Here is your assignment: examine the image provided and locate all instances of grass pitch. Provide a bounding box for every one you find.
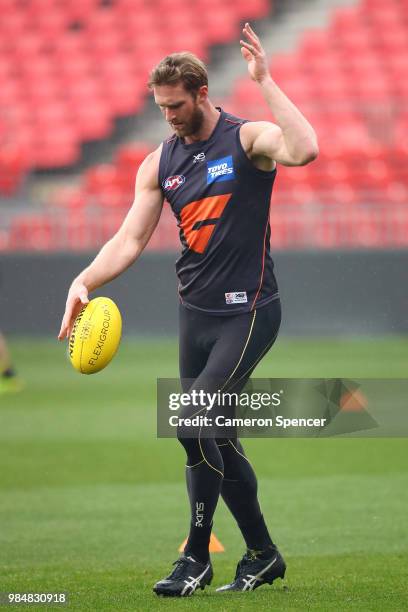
[0,337,407,610]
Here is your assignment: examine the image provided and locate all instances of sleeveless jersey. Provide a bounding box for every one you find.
[159,108,279,315]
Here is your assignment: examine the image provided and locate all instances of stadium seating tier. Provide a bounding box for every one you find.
[1,0,407,250]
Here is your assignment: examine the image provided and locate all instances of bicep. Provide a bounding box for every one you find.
[251,123,299,167]
[118,149,164,248]
[121,187,164,248]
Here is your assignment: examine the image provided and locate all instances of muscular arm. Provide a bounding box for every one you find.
[240,23,318,167]
[241,87,318,167]
[58,146,164,339]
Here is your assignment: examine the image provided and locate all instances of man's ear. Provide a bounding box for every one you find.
[197,85,208,103]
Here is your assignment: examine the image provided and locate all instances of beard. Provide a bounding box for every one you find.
[172,104,204,138]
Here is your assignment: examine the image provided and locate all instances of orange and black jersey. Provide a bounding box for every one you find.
[159,108,279,315]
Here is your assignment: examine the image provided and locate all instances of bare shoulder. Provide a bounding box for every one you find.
[136,144,163,190]
[239,121,279,171]
[240,121,281,153]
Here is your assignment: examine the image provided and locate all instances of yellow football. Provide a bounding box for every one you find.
[68,297,122,374]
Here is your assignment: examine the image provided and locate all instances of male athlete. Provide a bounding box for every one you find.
[0,331,23,394]
[59,24,318,596]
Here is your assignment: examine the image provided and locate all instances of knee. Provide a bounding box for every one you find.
[177,420,196,443]
[177,423,199,455]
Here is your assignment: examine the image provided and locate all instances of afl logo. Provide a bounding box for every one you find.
[163,175,186,191]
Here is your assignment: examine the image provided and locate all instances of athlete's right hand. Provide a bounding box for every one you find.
[58,282,89,340]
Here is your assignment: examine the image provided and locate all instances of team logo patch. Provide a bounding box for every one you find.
[180,194,232,254]
[225,291,248,305]
[163,175,186,190]
[193,152,206,164]
[207,155,235,184]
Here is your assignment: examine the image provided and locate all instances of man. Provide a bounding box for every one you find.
[0,331,23,395]
[58,23,318,596]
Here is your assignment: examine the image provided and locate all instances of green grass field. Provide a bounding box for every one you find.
[1,337,407,611]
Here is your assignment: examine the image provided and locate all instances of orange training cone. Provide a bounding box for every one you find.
[178,533,225,553]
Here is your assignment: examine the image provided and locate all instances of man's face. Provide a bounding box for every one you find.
[154,83,206,138]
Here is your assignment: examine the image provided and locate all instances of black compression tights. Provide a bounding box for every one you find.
[177,300,281,563]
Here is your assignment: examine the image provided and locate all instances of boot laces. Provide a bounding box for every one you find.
[167,557,190,580]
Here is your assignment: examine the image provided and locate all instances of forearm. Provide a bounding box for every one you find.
[259,76,318,161]
[73,232,143,292]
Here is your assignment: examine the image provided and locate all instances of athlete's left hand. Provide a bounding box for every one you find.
[240,23,270,84]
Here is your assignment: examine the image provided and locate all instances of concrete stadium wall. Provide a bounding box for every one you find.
[1,250,407,337]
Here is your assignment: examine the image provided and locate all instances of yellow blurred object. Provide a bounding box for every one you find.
[0,376,24,395]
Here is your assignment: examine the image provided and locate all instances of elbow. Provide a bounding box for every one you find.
[298,142,319,166]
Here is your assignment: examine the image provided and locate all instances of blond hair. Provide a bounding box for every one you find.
[148,52,208,94]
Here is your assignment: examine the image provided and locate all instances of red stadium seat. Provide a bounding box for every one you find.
[50,186,87,211]
[328,185,360,207]
[270,52,304,80]
[336,28,374,56]
[33,126,80,168]
[199,4,238,44]
[63,0,100,21]
[299,30,333,57]
[20,56,56,80]
[84,164,118,197]
[0,144,28,196]
[373,28,408,54]
[115,0,152,10]
[0,78,24,105]
[281,77,314,104]
[8,215,58,251]
[30,9,68,41]
[120,10,158,35]
[365,3,405,25]
[24,78,65,106]
[58,55,95,82]
[386,51,408,78]
[115,144,153,174]
[0,12,30,38]
[331,6,365,33]
[346,53,383,78]
[306,52,346,79]
[65,216,100,251]
[86,32,123,60]
[235,0,270,19]
[314,75,350,102]
[53,33,87,59]
[69,100,113,141]
[349,75,391,101]
[67,78,104,106]
[167,30,207,58]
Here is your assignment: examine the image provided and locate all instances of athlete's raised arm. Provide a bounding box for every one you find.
[58,146,164,340]
[239,23,318,167]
